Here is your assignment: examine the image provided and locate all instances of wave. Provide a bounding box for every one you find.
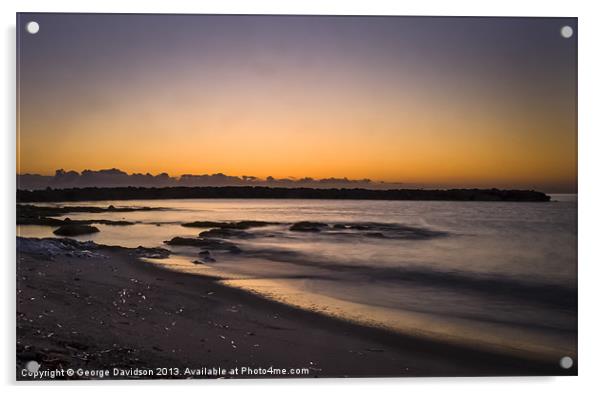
[174,220,575,309]
[241,246,577,310]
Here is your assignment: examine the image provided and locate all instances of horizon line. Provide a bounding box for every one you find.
[15,167,577,194]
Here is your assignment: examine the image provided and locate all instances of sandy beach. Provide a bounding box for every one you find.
[16,238,572,380]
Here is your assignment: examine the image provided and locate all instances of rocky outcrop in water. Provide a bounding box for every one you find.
[182,220,276,229]
[17,204,158,227]
[17,187,551,202]
[198,228,255,239]
[289,222,329,232]
[164,237,241,253]
[53,224,100,236]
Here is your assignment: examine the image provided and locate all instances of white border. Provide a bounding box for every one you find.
[3,1,601,393]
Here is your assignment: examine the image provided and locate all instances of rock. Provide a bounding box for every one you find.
[134,246,170,259]
[198,228,254,239]
[17,188,552,202]
[365,232,385,238]
[17,204,138,227]
[230,220,276,229]
[182,221,224,228]
[330,222,447,240]
[183,220,276,229]
[53,225,100,236]
[16,215,64,226]
[92,219,134,226]
[289,221,329,232]
[164,237,207,247]
[17,237,103,259]
[164,237,241,253]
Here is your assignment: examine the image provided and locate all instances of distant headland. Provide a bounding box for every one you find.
[16,186,551,202]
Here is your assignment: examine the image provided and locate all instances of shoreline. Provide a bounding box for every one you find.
[16,238,575,379]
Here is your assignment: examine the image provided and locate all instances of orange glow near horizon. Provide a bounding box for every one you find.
[17,75,577,190]
[17,14,577,192]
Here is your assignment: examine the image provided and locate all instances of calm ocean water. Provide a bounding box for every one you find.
[18,196,577,361]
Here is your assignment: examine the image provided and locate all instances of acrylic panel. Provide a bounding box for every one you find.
[16,13,577,380]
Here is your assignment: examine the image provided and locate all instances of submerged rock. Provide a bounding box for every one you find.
[17,204,137,227]
[192,255,216,264]
[53,224,100,236]
[165,237,241,253]
[89,219,134,226]
[228,220,276,229]
[182,220,276,230]
[198,228,254,239]
[349,224,370,231]
[17,216,64,226]
[365,232,386,238]
[181,221,222,228]
[289,221,329,232]
[330,222,447,240]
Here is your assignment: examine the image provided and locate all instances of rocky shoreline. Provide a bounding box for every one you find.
[17,204,167,236]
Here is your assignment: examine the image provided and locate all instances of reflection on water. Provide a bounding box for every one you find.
[18,198,577,361]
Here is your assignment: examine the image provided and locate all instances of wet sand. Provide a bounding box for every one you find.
[16,241,573,380]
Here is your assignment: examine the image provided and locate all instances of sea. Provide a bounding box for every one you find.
[17,195,577,362]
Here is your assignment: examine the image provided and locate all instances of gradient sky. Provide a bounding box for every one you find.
[17,14,577,192]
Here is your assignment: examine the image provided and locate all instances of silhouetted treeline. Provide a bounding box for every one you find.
[16,186,551,202]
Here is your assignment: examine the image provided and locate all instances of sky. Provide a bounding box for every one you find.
[17,14,577,192]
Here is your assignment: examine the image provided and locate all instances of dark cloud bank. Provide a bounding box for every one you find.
[18,168,405,190]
